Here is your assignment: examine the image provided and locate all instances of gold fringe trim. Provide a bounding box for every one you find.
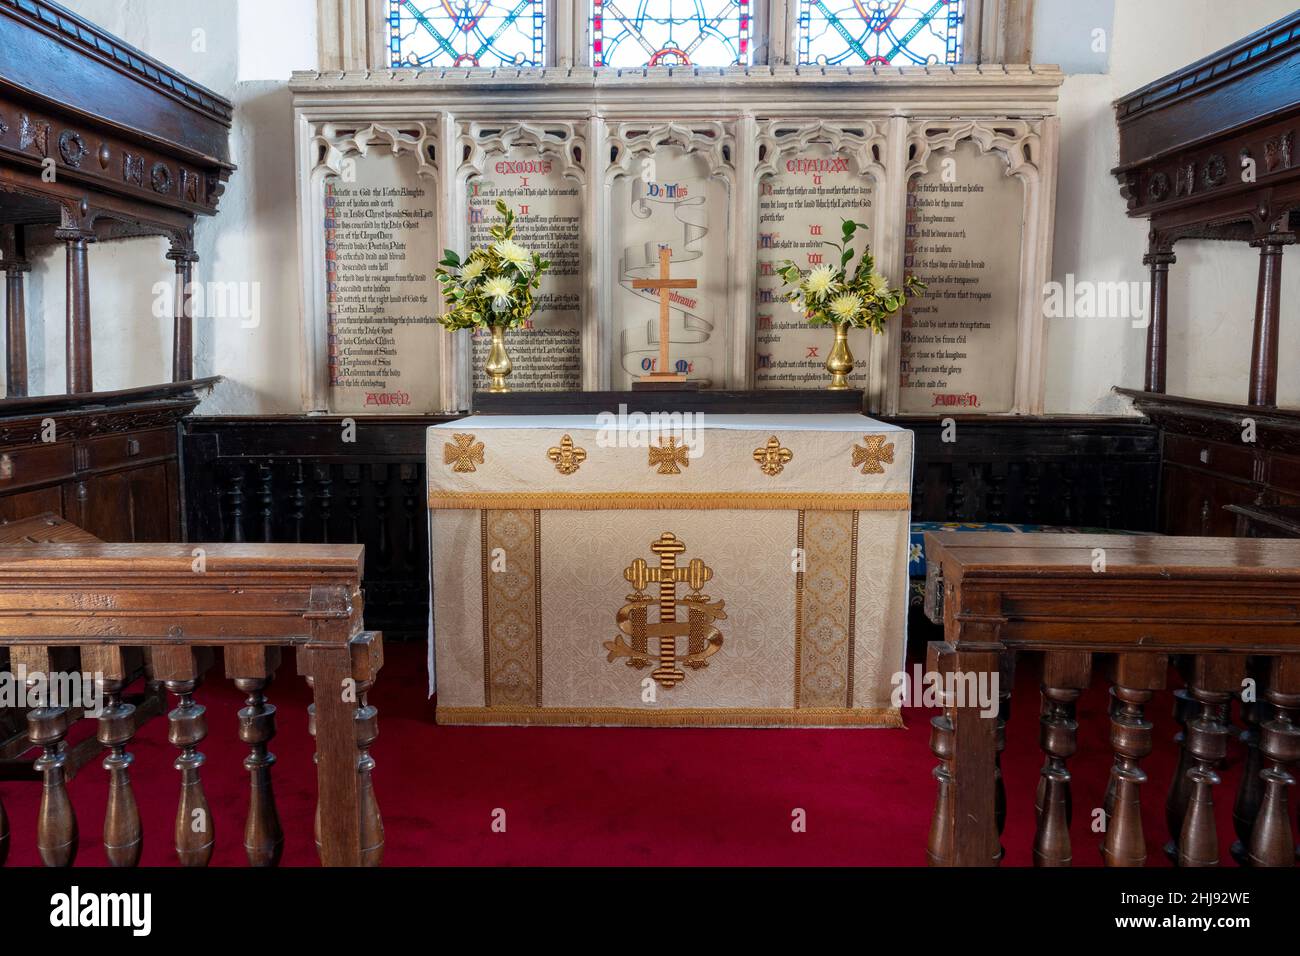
[436,705,905,728]
[429,491,911,512]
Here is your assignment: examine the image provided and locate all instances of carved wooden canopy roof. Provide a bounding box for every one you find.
[0,0,235,248]
[1112,10,1300,244]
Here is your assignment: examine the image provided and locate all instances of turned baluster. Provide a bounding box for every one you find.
[355,669,384,866]
[1164,684,1196,862]
[151,646,214,866]
[1179,655,1245,867]
[1232,657,1267,864]
[1035,651,1091,867]
[82,646,141,866]
[925,641,956,866]
[1102,654,1167,867]
[226,645,284,867]
[300,632,385,866]
[11,647,76,866]
[1249,655,1300,867]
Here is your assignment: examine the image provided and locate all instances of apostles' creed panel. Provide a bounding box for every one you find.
[467,148,584,391]
[325,151,440,413]
[755,142,875,389]
[610,149,731,388]
[900,141,1023,414]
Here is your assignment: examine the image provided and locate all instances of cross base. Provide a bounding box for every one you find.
[632,376,699,391]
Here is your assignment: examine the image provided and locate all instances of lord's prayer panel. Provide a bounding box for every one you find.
[427,414,912,727]
[900,141,1024,414]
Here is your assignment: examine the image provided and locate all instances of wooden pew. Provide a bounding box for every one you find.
[923,531,1300,868]
[0,540,382,867]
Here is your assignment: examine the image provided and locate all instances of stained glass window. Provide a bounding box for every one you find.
[389,0,545,68]
[592,0,752,68]
[798,0,964,66]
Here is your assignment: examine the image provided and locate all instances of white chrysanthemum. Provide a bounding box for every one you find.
[460,259,485,282]
[482,276,514,312]
[494,239,532,273]
[828,292,862,323]
[867,272,889,296]
[803,264,837,299]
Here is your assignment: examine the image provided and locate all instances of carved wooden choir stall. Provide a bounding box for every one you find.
[0,0,382,867]
[1115,10,1300,538]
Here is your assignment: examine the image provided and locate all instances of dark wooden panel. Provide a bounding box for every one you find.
[473,388,866,415]
[899,417,1161,530]
[81,425,173,471]
[0,440,75,492]
[66,463,171,542]
[183,416,452,641]
[1161,464,1258,537]
[0,484,61,521]
[183,415,1163,643]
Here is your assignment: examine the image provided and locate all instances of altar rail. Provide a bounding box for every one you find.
[0,544,382,867]
[924,532,1300,867]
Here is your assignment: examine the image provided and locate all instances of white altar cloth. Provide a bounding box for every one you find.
[427,412,913,727]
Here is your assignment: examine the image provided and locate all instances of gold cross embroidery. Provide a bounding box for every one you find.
[753,436,793,477]
[546,434,587,475]
[648,436,691,475]
[443,433,485,473]
[851,435,894,475]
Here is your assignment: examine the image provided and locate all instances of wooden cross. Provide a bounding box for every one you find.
[632,246,697,383]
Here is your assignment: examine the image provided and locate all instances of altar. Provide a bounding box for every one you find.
[427,412,912,727]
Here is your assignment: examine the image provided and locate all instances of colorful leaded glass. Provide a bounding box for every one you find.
[389,0,545,68]
[592,0,752,68]
[798,0,963,66]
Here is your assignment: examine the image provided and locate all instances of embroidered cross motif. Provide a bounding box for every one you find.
[443,433,485,473]
[851,435,894,474]
[648,436,690,475]
[753,436,793,477]
[546,434,587,475]
[607,531,726,689]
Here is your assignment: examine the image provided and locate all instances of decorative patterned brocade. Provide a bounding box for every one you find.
[480,509,541,707]
[797,510,859,708]
[429,491,909,511]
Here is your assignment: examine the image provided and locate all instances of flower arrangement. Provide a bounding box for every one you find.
[434,199,551,331]
[775,218,923,333]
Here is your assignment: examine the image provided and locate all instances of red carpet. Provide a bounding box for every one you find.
[1,643,1253,866]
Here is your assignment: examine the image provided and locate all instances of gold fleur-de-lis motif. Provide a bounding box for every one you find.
[443,433,485,473]
[648,436,691,475]
[546,434,587,475]
[851,434,894,475]
[753,436,793,477]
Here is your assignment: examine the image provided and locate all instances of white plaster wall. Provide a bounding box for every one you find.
[20,0,1300,413]
[1044,0,1300,412]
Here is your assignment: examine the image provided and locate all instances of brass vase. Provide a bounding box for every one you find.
[825,321,854,390]
[484,324,513,393]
